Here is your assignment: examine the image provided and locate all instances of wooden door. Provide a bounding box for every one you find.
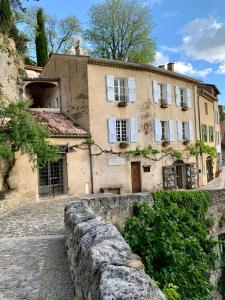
[131,162,141,193]
[206,157,214,182]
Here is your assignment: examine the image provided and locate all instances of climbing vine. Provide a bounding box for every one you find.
[123,191,215,300]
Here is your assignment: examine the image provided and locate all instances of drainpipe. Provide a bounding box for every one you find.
[197,89,203,186]
[88,143,94,194]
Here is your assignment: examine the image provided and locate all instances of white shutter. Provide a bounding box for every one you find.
[130,118,137,142]
[187,89,192,108]
[168,120,174,141]
[153,81,160,103]
[188,121,193,141]
[175,86,181,107]
[167,84,172,105]
[108,118,117,143]
[176,121,182,141]
[154,119,161,142]
[128,77,136,102]
[106,75,115,101]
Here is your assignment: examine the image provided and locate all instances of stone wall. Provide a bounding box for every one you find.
[64,200,166,300]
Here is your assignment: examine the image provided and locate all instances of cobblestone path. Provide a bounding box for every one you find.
[0,198,74,300]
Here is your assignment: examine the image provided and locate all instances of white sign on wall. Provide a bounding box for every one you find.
[108,156,126,166]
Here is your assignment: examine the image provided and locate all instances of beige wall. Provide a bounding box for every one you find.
[87,64,198,193]
[9,137,90,202]
[41,55,90,128]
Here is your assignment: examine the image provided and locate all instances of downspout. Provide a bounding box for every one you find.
[88,143,94,194]
[197,88,203,187]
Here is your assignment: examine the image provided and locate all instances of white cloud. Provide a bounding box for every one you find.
[180,17,225,63]
[162,11,178,19]
[218,64,225,74]
[154,52,212,78]
[142,0,162,7]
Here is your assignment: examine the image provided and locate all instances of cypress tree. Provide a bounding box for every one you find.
[35,8,48,67]
[0,0,12,35]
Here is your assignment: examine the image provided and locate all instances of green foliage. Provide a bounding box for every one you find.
[220,110,225,122]
[0,99,59,168]
[85,0,155,63]
[162,147,182,159]
[163,284,181,300]
[9,23,29,55]
[127,145,160,159]
[0,0,12,35]
[124,191,214,300]
[187,140,216,161]
[35,8,48,67]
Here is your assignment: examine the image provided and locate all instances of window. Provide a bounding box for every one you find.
[163,166,176,189]
[205,103,208,115]
[180,88,187,107]
[208,126,214,142]
[182,122,189,140]
[116,120,129,142]
[114,78,127,102]
[201,124,208,142]
[159,83,167,104]
[161,121,168,140]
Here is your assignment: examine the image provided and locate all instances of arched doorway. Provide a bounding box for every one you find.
[174,160,185,189]
[206,156,214,182]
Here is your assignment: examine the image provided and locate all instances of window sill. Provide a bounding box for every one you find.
[161,103,168,108]
[183,140,190,145]
[119,141,129,149]
[182,106,188,111]
[118,102,128,107]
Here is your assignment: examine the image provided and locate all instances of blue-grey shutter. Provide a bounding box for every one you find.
[130,118,137,142]
[188,121,193,141]
[168,120,174,141]
[108,118,117,143]
[177,121,182,141]
[128,77,136,102]
[167,84,172,105]
[106,75,115,101]
[153,81,160,103]
[175,86,181,106]
[154,119,161,142]
[187,89,192,108]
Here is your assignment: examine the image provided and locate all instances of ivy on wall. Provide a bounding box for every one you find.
[123,191,215,300]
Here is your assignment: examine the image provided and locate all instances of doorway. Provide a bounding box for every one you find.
[39,154,67,197]
[131,162,141,193]
[206,157,214,182]
[174,160,185,189]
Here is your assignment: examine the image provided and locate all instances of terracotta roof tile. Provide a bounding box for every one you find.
[30,110,90,137]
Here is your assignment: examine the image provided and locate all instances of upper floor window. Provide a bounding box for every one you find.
[108,118,137,143]
[161,121,169,140]
[208,126,214,142]
[152,81,172,105]
[201,124,208,142]
[116,120,128,141]
[181,122,189,140]
[177,121,193,141]
[205,103,208,115]
[106,76,136,103]
[175,86,192,110]
[114,78,127,102]
[154,120,174,142]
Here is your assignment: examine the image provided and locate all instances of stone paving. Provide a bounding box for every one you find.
[0,197,74,300]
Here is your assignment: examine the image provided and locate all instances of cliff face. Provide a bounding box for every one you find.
[0,34,24,102]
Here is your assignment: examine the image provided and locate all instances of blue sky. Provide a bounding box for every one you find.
[23,0,225,104]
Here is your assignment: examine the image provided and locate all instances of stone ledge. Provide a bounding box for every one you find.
[64,200,166,300]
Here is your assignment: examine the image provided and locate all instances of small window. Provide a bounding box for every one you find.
[161,121,168,140]
[180,88,187,108]
[114,78,128,102]
[205,103,208,115]
[116,120,129,142]
[143,166,151,172]
[181,122,189,140]
[159,83,167,104]
[208,126,214,142]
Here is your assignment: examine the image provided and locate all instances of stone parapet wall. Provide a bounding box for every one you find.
[64,201,166,300]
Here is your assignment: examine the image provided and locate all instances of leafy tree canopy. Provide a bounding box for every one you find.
[85,0,155,63]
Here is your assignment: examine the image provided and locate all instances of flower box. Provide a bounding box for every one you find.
[118,102,128,107]
[119,142,129,148]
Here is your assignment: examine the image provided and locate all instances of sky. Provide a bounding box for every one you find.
[23,0,225,104]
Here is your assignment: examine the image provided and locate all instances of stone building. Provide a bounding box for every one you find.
[6,53,221,201]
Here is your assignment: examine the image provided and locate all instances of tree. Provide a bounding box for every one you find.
[85,0,155,64]
[11,0,39,12]
[0,98,59,190]
[35,8,48,67]
[0,0,12,35]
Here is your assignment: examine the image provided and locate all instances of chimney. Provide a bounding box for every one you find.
[158,65,165,69]
[167,62,175,72]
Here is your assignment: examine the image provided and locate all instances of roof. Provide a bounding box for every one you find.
[30,110,90,138]
[25,65,43,73]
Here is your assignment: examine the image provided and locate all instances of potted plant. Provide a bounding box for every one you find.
[182,104,188,111]
[162,140,170,147]
[183,140,190,145]
[160,100,168,108]
[119,141,129,148]
[118,101,128,107]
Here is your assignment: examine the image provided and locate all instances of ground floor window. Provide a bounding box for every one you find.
[163,161,197,190]
[38,152,67,197]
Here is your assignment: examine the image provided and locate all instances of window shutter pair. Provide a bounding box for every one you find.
[152,81,172,104]
[177,121,193,141]
[175,86,192,108]
[108,118,137,143]
[154,120,174,142]
[106,76,136,102]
